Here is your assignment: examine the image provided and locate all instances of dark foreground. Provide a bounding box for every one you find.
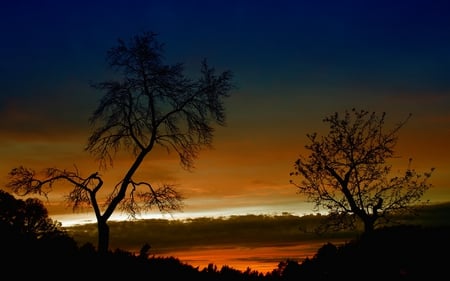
[2,224,449,280]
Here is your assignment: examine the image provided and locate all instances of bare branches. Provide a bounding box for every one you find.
[290,108,434,233]
[141,183,185,212]
[7,166,102,212]
[83,32,232,227]
[87,32,233,172]
[7,166,46,197]
[7,31,233,253]
[115,181,184,220]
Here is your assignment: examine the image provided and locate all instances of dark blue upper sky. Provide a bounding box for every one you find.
[2,0,450,104]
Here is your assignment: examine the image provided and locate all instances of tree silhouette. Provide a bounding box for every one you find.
[0,189,64,240]
[7,31,234,253]
[290,108,434,233]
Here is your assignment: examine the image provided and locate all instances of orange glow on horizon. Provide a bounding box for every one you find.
[149,241,347,274]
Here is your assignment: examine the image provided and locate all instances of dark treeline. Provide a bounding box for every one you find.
[4,224,450,280]
[1,189,449,280]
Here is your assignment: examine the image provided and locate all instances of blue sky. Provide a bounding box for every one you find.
[1,0,449,224]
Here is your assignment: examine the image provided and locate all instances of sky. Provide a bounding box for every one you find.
[1,0,450,226]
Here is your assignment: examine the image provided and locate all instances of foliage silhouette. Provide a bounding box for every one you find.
[0,189,65,240]
[290,108,434,233]
[280,225,450,280]
[0,190,448,280]
[6,31,234,254]
[0,190,79,275]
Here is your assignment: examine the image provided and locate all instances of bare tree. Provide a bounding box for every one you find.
[289,108,434,233]
[7,31,234,253]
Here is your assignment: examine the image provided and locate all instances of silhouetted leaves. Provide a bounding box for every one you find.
[0,191,448,280]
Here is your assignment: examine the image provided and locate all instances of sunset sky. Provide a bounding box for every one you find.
[1,0,450,226]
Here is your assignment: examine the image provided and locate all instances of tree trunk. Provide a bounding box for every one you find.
[97,219,110,254]
[363,218,375,233]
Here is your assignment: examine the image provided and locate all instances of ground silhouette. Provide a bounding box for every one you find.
[1,190,449,280]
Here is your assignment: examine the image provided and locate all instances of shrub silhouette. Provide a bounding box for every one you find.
[1,189,448,280]
[281,224,450,280]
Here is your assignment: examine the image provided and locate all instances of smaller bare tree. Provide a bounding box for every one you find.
[290,108,434,233]
[7,31,234,253]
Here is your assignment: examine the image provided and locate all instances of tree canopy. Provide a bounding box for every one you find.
[7,31,234,253]
[290,108,434,233]
[0,190,64,240]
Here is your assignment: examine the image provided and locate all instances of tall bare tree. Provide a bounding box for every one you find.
[290,108,434,233]
[7,31,234,253]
